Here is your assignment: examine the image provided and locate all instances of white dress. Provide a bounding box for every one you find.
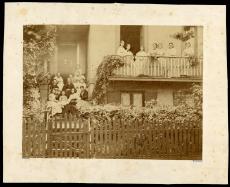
[59,95,68,107]
[165,48,177,56]
[135,50,149,75]
[124,50,134,76]
[116,46,127,56]
[182,48,194,57]
[68,93,81,103]
[47,93,62,116]
[54,76,64,91]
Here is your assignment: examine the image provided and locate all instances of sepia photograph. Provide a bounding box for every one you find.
[23,25,203,160]
[4,3,227,183]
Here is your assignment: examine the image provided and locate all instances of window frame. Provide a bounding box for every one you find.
[120,90,145,107]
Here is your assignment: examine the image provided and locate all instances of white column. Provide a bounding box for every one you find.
[196,26,203,58]
[141,26,149,52]
[87,25,120,98]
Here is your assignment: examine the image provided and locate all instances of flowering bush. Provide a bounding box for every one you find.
[74,82,202,127]
[145,99,157,108]
[92,55,125,104]
[73,101,201,127]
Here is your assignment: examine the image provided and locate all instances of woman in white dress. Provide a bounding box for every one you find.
[59,90,68,108]
[182,42,194,57]
[72,69,81,89]
[156,43,166,76]
[165,42,177,57]
[135,46,149,76]
[116,40,127,56]
[156,43,165,56]
[124,44,134,76]
[54,72,64,91]
[47,89,62,116]
[149,42,158,57]
[68,88,81,104]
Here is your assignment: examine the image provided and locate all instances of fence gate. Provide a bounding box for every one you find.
[47,115,90,158]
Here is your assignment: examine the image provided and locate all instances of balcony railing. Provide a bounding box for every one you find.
[113,56,203,79]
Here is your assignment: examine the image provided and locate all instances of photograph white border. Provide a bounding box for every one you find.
[3,3,228,183]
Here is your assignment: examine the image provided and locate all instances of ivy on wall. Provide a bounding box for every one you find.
[92,55,125,104]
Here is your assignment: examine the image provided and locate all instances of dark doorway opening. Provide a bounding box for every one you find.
[120,25,142,55]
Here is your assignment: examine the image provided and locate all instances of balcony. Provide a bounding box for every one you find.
[111,56,203,82]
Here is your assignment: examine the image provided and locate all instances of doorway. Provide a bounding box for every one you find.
[120,25,142,55]
[57,44,77,77]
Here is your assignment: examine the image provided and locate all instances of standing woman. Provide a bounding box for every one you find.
[125,43,134,76]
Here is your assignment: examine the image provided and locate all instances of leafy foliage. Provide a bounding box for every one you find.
[188,56,199,67]
[74,101,202,127]
[171,26,195,42]
[190,83,202,114]
[23,25,56,119]
[74,83,202,126]
[92,55,125,104]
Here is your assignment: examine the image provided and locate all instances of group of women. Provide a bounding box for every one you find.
[47,69,88,116]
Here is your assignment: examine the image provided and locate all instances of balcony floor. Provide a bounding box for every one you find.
[109,76,202,82]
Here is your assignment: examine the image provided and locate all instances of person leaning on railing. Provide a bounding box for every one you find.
[135,46,149,76]
[116,40,127,56]
[165,42,177,57]
[182,41,194,57]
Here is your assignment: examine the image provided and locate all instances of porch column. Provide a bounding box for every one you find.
[141,26,149,52]
[87,25,120,98]
[196,26,203,58]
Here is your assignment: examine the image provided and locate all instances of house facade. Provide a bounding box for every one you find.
[42,25,203,107]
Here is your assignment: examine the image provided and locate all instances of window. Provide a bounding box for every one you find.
[121,93,131,106]
[133,93,143,107]
[173,90,194,107]
[121,91,144,107]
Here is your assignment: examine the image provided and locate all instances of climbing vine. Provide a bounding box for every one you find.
[92,55,125,104]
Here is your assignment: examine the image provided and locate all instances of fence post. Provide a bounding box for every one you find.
[22,117,27,158]
[46,117,52,158]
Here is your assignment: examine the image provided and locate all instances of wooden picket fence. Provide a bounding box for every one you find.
[23,114,202,159]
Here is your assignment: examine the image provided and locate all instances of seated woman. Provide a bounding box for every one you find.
[47,89,62,117]
[68,74,74,83]
[54,72,64,91]
[64,88,80,114]
[63,77,74,98]
[80,86,88,101]
[50,79,59,91]
[59,90,68,108]
[79,78,86,89]
[72,70,81,89]
[68,88,81,105]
